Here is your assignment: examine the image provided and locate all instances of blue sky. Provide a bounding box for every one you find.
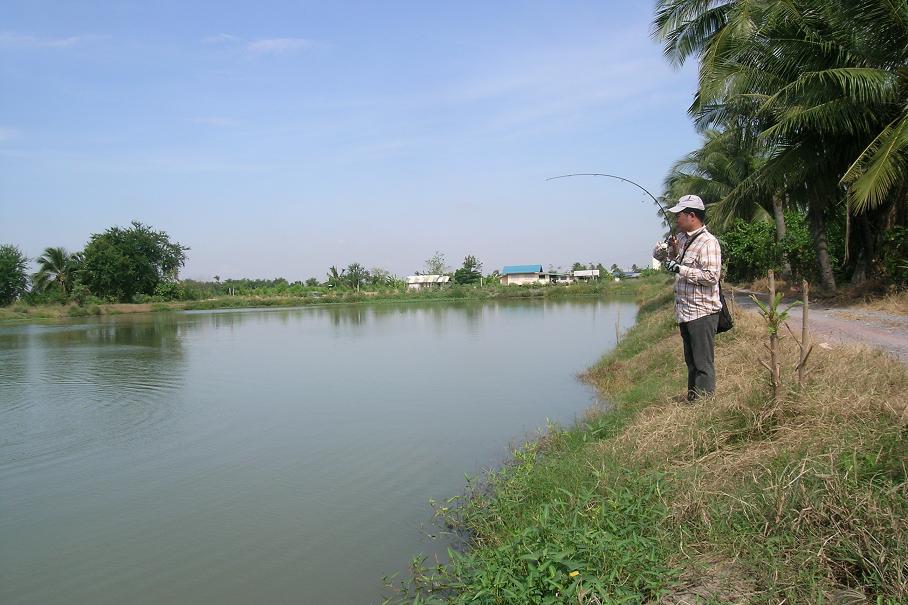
[1,1,700,280]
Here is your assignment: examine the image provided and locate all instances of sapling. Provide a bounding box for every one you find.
[750,270,801,401]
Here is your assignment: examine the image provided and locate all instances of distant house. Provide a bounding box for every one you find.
[499,265,571,285]
[621,271,642,279]
[406,275,450,290]
[573,269,600,281]
[499,265,544,285]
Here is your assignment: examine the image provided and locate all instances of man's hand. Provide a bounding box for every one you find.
[663,259,681,273]
[652,241,669,261]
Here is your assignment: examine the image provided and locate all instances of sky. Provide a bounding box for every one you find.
[0,1,700,281]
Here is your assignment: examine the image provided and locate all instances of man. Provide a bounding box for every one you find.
[653,194,723,401]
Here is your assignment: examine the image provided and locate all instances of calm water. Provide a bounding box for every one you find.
[0,298,636,605]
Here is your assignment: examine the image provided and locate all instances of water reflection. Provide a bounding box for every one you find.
[0,315,187,473]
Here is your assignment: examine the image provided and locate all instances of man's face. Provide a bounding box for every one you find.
[675,210,693,232]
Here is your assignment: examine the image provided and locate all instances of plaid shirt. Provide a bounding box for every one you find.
[670,227,722,323]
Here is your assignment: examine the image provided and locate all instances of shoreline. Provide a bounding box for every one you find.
[0,277,666,325]
[386,281,908,603]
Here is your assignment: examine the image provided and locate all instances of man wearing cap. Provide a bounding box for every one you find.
[653,194,723,401]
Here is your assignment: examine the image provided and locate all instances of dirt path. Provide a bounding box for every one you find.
[732,290,908,365]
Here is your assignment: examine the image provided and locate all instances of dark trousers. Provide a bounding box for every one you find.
[679,312,719,400]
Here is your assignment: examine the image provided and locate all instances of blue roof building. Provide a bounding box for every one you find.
[501,265,543,275]
[500,264,551,285]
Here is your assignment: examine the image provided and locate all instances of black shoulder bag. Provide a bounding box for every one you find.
[679,231,734,334]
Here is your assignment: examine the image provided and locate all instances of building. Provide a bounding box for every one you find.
[572,269,600,281]
[499,265,544,285]
[406,275,450,290]
[499,265,571,285]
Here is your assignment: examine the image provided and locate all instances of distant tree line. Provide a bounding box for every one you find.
[1,221,188,305]
[1,223,660,307]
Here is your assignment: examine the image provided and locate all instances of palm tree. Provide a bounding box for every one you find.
[33,247,80,296]
[665,129,795,280]
[654,0,908,290]
[326,265,346,288]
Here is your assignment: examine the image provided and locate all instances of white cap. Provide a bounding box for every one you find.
[667,194,704,213]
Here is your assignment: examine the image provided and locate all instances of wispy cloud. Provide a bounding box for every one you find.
[246,37,313,55]
[202,33,241,44]
[0,32,89,49]
[201,34,316,56]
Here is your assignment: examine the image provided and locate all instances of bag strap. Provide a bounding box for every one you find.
[679,229,705,262]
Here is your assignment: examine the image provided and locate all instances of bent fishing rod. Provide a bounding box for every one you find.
[546,172,676,239]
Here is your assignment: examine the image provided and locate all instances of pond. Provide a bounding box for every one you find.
[0,298,637,604]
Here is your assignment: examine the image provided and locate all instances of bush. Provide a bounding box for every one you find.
[67,304,101,317]
[721,219,779,282]
[780,211,816,281]
[153,280,183,301]
[23,288,68,306]
[721,212,816,283]
[0,244,29,305]
[879,226,908,285]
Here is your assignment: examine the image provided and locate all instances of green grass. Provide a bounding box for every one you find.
[2,276,671,323]
[386,279,908,604]
[181,277,669,311]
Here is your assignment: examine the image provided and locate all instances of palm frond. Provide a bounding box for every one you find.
[843,114,908,213]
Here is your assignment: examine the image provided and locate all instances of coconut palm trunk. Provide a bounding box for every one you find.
[772,193,792,281]
[808,205,836,293]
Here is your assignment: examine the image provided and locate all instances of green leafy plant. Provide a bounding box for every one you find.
[0,244,29,306]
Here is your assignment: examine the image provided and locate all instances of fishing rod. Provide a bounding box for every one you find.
[546,172,675,237]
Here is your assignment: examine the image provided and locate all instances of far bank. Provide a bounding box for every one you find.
[0,276,668,324]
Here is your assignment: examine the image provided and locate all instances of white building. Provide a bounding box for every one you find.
[572,269,600,281]
[499,265,571,285]
[406,275,450,290]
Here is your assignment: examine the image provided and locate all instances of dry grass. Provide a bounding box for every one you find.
[584,300,908,601]
[860,290,908,317]
[742,277,908,317]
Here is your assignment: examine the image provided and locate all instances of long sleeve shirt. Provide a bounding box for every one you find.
[671,227,722,323]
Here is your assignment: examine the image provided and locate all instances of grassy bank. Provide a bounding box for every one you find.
[0,277,666,324]
[388,283,908,603]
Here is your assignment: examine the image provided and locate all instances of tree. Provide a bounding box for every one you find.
[32,247,81,296]
[663,129,794,280]
[0,245,29,305]
[571,262,587,272]
[345,263,370,291]
[305,277,320,287]
[453,254,483,285]
[423,251,448,275]
[652,0,908,290]
[369,267,393,287]
[81,221,188,302]
[326,266,346,288]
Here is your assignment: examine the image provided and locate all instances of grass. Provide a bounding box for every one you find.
[386,280,908,604]
[860,290,908,317]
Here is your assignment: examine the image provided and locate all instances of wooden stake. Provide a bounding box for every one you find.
[798,280,812,387]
